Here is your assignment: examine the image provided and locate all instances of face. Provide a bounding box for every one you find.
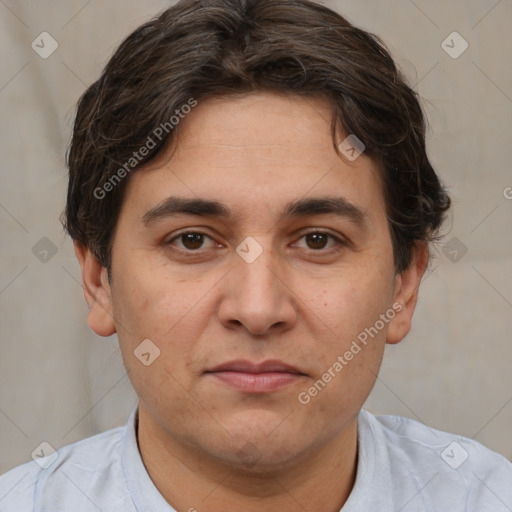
[77,92,426,472]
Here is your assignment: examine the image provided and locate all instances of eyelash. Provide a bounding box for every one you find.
[166,229,348,255]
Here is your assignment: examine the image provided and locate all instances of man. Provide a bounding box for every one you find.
[1,0,510,510]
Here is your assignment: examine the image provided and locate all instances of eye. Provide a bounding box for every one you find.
[293,231,346,252]
[167,231,217,251]
[166,229,347,254]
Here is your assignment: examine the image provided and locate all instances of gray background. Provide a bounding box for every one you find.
[0,0,511,474]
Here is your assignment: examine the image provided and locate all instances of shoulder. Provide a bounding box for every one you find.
[360,409,512,509]
[0,425,133,512]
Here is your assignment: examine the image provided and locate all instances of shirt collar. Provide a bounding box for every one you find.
[121,404,177,512]
[120,405,384,512]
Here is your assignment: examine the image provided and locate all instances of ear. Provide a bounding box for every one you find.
[386,243,429,345]
[74,241,116,337]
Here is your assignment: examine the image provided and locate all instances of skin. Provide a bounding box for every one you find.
[75,92,428,512]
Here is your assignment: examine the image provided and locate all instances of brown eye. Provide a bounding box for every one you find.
[168,231,215,251]
[305,232,329,250]
[181,233,204,250]
[295,231,345,252]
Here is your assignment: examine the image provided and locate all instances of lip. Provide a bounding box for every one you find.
[205,359,307,393]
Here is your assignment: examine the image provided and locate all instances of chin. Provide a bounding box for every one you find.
[217,438,307,476]
[210,414,312,471]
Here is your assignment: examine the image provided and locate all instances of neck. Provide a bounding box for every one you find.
[136,407,359,512]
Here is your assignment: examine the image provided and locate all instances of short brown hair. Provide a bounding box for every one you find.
[63,0,451,275]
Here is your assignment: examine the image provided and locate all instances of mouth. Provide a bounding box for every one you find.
[204,359,307,393]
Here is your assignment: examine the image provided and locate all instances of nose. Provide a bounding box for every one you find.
[217,244,298,337]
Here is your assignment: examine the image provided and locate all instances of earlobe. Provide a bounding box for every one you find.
[74,242,117,337]
[386,243,429,345]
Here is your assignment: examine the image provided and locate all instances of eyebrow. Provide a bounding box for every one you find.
[142,195,368,229]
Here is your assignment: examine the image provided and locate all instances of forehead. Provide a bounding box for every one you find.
[121,92,386,226]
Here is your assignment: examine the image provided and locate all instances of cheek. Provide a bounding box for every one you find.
[112,258,199,339]
[111,261,214,385]
[319,269,394,347]
[296,295,387,428]
[112,270,207,420]
[299,261,393,405]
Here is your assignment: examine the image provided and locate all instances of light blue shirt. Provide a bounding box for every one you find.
[1,405,511,511]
